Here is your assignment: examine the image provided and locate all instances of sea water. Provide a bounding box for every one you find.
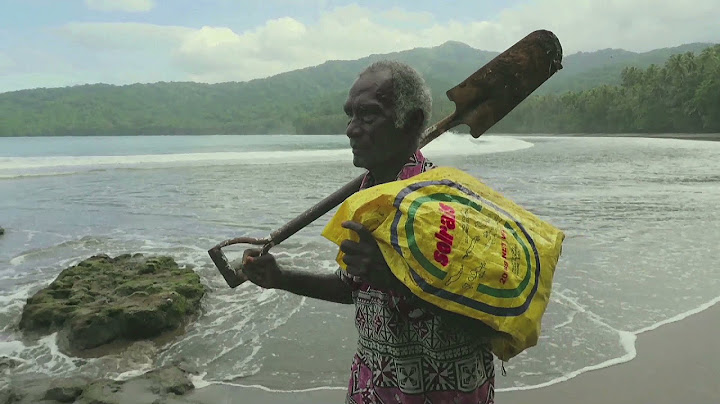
[1,133,718,392]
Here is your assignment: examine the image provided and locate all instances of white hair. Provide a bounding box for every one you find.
[360,60,433,132]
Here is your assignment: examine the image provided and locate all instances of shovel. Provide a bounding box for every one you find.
[209,29,563,288]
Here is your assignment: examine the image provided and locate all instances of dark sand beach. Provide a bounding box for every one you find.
[583,133,720,141]
[500,300,720,404]
[166,301,720,404]
[504,133,720,142]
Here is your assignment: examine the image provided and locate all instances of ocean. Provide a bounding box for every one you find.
[1,134,719,393]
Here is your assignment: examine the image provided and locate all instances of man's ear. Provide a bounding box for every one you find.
[403,109,425,136]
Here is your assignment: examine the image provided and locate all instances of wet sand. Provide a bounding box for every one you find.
[498,300,720,403]
[508,133,720,141]
[171,301,720,404]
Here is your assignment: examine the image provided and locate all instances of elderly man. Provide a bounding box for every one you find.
[242,60,497,404]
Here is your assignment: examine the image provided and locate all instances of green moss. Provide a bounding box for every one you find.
[20,253,206,351]
[115,279,163,296]
[174,283,204,301]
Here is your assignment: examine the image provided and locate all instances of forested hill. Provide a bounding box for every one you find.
[494,44,720,134]
[0,41,716,137]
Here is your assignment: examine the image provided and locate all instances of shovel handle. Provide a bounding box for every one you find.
[206,173,365,288]
[265,173,366,248]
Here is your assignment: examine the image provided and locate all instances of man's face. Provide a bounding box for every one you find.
[343,70,409,170]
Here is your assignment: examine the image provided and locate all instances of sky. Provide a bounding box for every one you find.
[0,0,718,93]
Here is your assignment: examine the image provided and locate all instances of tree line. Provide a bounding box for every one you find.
[0,44,717,136]
[493,44,720,134]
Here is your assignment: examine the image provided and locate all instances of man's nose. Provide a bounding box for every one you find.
[346,118,362,138]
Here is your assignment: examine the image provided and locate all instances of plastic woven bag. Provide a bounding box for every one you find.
[322,166,565,361]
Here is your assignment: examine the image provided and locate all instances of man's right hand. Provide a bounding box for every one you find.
[235,248,353,304]
[240,248,284,289]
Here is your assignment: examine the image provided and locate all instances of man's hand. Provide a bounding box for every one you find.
[240,248,284,289]
[340,221,399,290]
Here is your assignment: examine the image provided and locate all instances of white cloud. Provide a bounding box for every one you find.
[0,52,15,74]
[85,0,155,13]
[380,7,434,26]
[493,0,720,55]
[29,1,720,88]
[57,22,192,51]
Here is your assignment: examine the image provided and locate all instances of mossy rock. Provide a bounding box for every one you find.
[19,254,205,352]
[3,364,195,404]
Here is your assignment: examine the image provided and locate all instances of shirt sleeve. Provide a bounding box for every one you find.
[336,267,361,290]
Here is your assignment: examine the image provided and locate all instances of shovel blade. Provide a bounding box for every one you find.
[446,30,563,137]
[208,247,247,288]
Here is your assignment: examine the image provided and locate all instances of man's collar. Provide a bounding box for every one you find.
[359,150,431,190]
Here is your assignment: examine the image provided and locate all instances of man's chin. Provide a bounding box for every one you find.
[352,155,369,168]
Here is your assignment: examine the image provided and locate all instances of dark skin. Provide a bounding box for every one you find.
[240,68,498,339]
[343,69,420,182]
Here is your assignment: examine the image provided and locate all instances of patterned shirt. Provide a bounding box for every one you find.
[337,150,495,404]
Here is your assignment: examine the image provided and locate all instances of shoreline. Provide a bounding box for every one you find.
[0,133,718,141]
[4,270,717,403]
[507,132,720,141]
[499,298,720,403]
[165,298,720,403]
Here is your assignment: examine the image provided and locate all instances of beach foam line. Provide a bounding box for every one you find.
[190,294,720,395]
[0,135,534,179]
[496,330,637,392]
[0,150,350,170]
[633,294,720,335]
[192,378,346,393]
[0,283,35,306]
[497,294,720,392]
[0,171,96,180]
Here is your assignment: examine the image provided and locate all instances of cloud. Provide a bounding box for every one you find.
[492,0,720,55]
[56,22,192,51]
[15,0,720,91]
[0,52,15,74]
[85,0,155,13]
[169,5,466,82]
[379,7,435,26]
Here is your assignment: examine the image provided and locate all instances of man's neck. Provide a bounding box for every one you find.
[368,151,414,185]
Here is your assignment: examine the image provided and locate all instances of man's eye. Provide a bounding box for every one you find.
[361,114,376,123]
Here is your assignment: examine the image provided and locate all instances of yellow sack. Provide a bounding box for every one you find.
[322,166,564,361]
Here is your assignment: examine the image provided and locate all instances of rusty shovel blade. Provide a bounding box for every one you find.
[207,235,268,288]
[208,246,247,288]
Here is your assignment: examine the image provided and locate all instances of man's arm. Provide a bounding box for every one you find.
[240,249,353,304]
[393,281,500,340]
[277,270,354,304]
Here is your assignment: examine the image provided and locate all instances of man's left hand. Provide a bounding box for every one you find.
[340,221,399,290]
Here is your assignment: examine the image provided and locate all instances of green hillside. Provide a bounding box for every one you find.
[494,44,720,134]
[536,43,714,94]
[0,41,716,137]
